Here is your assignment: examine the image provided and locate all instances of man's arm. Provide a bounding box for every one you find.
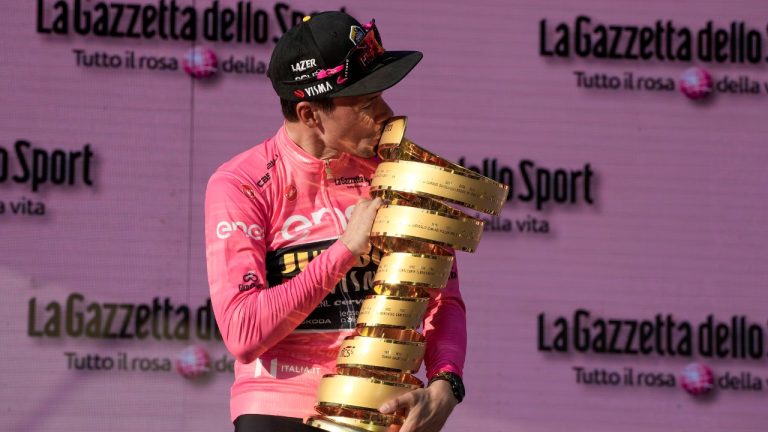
[204,172,380,364]
[423,257,466,377]
[379,256,467,432]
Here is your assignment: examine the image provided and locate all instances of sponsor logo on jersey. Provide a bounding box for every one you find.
[216,221,264,240]
[238,271,264,291]
[280,203,356,241]
[285,184,297,201]
[241,184,258,200]
[334,175,371,187]
[266,239,380,331]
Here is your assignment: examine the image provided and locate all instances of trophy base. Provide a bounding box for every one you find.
[307,415,396,432]
[313,405,404,432]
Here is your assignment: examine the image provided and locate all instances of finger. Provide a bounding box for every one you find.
[361,197,381,211]
[396,404,424,432]
[398,418,415,432]
[379,391,417,414]
[356,199,381,221]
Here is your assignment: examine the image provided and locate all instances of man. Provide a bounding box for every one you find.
[204,11,466,432]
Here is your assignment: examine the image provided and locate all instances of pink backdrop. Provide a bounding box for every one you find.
[1,1,767,431]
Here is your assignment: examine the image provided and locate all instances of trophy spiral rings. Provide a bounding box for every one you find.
[307,116,510,432]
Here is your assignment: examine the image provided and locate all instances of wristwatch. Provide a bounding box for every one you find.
[428,371,465,403]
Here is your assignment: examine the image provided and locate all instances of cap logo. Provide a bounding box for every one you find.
[304,81,333,97]
[293,89,305,98]
[291,59,317,73]
[349,26,365,44]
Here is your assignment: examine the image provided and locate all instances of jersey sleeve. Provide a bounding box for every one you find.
[205,172,356,364]
[422,255,467,379]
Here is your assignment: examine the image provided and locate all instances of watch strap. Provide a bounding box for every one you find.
[428,371,465,403]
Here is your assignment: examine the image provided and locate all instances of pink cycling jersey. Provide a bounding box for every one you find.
[204,125,466,421]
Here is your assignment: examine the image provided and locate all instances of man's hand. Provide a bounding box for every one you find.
[340,197,383,256]
[379,380,458,432]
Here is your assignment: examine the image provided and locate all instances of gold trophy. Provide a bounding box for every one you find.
[307,117,509,432]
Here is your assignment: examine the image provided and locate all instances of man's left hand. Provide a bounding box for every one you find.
[379,379,458,432]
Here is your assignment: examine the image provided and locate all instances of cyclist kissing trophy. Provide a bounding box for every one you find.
[307,116,509,432]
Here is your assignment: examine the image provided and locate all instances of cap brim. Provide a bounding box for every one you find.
[332,51,423,98]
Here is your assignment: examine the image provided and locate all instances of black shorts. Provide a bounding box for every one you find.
[233,414,324,432]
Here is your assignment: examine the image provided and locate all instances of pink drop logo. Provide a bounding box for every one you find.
[679,67,713,100]
[175,345,211,379]
[183,47,218,79]
[680,362,714,396]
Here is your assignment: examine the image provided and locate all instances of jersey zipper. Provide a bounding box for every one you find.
[320,158,355,328]
[321,159,344,235]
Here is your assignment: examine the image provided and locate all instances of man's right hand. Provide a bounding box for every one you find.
[340,197,383,256]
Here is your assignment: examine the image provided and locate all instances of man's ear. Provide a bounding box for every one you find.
[296,101,320,128]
